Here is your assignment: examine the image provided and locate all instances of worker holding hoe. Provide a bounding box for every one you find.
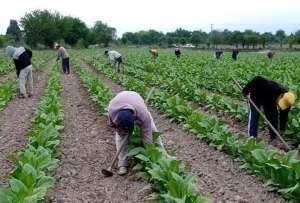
[108,91,173,175]
[232,48,239,60]
[104,50,123,73]
[55,43,70,74]
[175,46,181,58]
[6,46,33,98]
[242,75,295,143]
[149,49,158,59]
[214,51,223,59]
[267,50,275,60]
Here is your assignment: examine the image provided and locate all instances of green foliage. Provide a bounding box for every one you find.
[64,17,89,47]
[121,36,128,45]
[20,10,63,48]
[83,50,300,201]
[0,62,63,202]
[5,19,21,43]
[0,35,5,48]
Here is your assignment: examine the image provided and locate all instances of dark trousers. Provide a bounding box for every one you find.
[62,57,70,73]
[248,94,278,140]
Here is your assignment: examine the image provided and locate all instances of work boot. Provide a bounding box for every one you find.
[117,166,128,176]
[18,93,26,99]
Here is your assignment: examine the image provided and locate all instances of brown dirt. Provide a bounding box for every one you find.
[45,64,151,203]
[0,61,53,187]
[78,58,287,203]
[0,71,16,84]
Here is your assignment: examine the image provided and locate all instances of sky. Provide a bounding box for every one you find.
[0,0,299,37]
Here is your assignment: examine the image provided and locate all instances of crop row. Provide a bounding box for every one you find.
[82,54,300,201]
[0,63,63,202]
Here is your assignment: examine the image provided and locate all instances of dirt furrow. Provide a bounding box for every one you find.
[0,71,16,84]
[45,63,151,203]
[79,58,287,203]
[0,61,53,188]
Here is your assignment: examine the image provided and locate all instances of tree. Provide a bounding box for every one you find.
[179,37,186,45]
[229,31,242,47]
[275,29,286,48]
[92,20,117,47]
[20,9,64,48]
[190,33,203,48]
[208,34,222,48]
[6,19,21,43]
[63,17,89,47]
[121,36,127,45]
[0,35,5,47]
[260,32,271,49]
[122,32,140,45]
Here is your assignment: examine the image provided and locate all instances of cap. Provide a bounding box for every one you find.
[278,92,295,110]
[117,109,134,133]
[54,43,60,49]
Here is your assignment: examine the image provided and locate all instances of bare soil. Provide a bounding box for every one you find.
[77,58,287,203]
[0,61,53,187]
[0,71,16,84]
[45,65,151,203]
[0,56,289,202]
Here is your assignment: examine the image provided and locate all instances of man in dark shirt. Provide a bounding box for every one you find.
[242,76,295,142]
[175,47,181,58]
[6,46,33,98]
[214,51,223,59]
[232,48,239,60]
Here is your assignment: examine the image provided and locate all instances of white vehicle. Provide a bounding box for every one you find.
[182,44,195,48]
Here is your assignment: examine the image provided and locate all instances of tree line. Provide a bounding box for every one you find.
[0,9,299,49]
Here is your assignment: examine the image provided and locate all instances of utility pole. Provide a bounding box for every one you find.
[210,24,213,36]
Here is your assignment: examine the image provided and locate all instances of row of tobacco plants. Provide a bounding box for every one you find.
[119,51,300,146]
[83,53,300,202]
[72,56,212,203]
[0,63,64,203]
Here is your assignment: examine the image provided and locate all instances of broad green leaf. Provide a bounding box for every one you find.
[32,187,47,200]
[195,196,214,203]
[22,194,38,203]
[278,183,299,194]
[35,176,55,188]
[10,179,28,193]
[0,188,16,203]
[128,147,147,156]
[282,150,298,166]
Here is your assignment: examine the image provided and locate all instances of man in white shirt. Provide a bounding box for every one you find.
[104,50,123,73]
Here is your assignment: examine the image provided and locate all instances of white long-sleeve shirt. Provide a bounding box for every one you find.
[107,51,121,62]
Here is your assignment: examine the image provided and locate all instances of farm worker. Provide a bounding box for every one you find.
[6,46,33,98]
[54,43,70,74]
[108,91,174,175]
[242,75,295,143]
[232,48,239,60]
[104,50,123,73]
[149,49,158,59]
[175,46,181,58]
[267,50,275,60]
[214,51,223,59]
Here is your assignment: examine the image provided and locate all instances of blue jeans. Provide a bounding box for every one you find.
[248,94,278,140]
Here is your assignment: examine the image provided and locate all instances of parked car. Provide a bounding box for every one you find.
[168,44,177,48]
[182,44,195,48]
